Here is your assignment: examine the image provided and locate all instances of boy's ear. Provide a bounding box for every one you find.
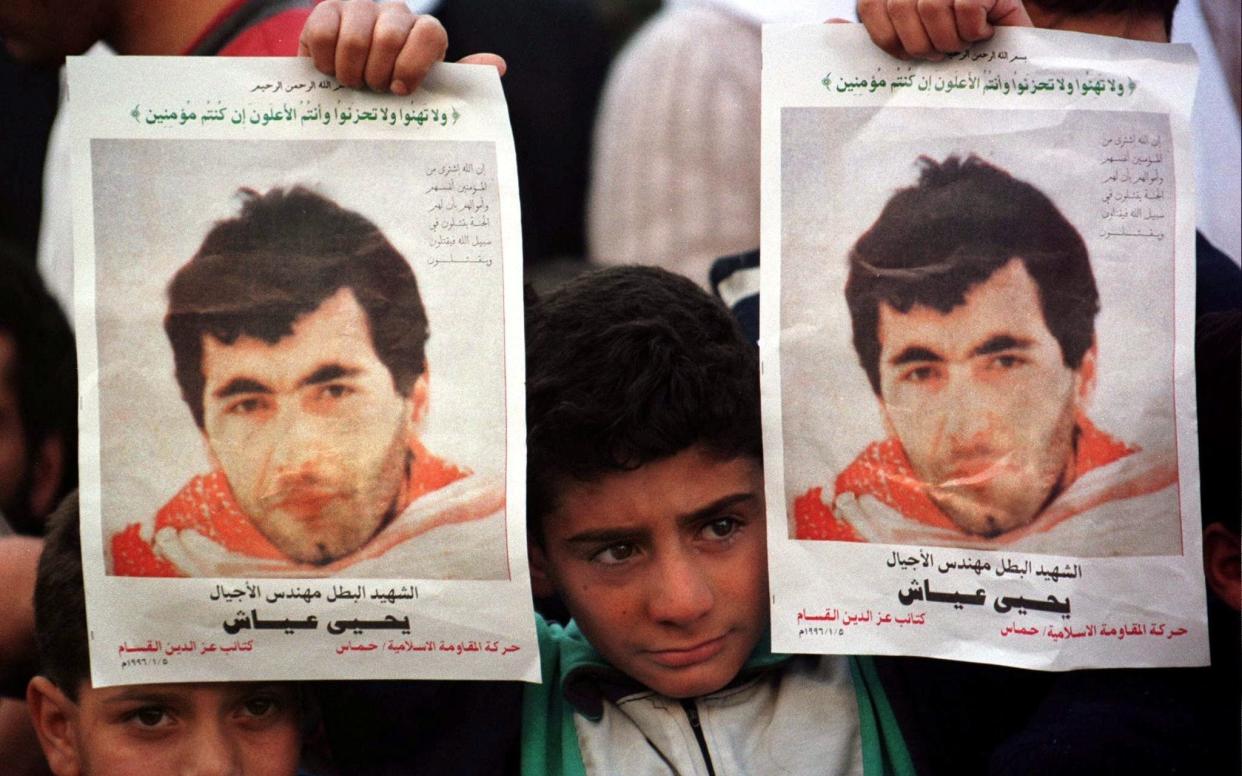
[528,542,556,599]
[28,433,65,520]
[1204,523,1241,611]
[26,676,83,776]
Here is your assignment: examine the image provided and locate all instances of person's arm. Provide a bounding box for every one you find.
[298,0,505,95]
[855,0,1032,60]
[315,680,523,775]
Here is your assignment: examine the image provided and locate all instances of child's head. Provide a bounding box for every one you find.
[526,266,766,698]
[25,494,303,776]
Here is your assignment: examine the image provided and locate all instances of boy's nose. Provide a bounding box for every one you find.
[182,721,242,776]
[647,551,714,627]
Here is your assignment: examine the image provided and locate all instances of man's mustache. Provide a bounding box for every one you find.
[259,465,354,506]
[936,450,1013,489]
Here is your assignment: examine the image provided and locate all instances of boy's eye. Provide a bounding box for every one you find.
[126,706,172,728]
[239,695,280,718]
[592,543,638,566]
[700,517,741,541]
[233,689,297,729]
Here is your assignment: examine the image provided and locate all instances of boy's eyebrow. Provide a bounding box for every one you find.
[565,526,649,546]
[675,492,759,528]
[562,492,759,545]
[220,681,298,704]
[100,687,188,705]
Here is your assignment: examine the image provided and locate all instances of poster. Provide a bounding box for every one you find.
[762,25,1208,669]
[68,56,538,686]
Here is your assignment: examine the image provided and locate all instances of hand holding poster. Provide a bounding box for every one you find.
[762,25,1208,669]
[69,56,537,686]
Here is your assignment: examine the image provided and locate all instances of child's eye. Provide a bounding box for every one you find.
[125,706,172,728]
[699,517,741,542]
[592,543,638,566]
[240,696,278,718]
[233,691,295,729]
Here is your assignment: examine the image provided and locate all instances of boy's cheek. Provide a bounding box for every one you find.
[75,725,167,776]
[241,723,303,776]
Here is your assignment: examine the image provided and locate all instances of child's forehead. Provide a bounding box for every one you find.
[548,448,764,535]
[83,680,294,706]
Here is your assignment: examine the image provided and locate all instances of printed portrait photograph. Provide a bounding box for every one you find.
[92,139,511,579]
[780,108,1182,557]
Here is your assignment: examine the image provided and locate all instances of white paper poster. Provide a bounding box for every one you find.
[68,56,538,686]
[762,25,1209,669]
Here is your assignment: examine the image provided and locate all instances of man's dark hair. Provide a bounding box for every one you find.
[1028,0,1179,35]
[0,250,77,533]
[165,186,428,428]
[845,155,1099,395]
[525,267,761,542]
[33,492,88,699]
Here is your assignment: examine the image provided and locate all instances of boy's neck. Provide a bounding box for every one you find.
[1026,5,1169,43]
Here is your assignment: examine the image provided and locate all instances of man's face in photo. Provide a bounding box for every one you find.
[199,287,421,564]
[875,258,1092,536]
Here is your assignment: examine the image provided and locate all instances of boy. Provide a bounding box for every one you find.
[318,267,917,774]
[519,266,915,774]
[24,494,306,776]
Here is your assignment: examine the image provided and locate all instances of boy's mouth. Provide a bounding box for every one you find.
[645,635,728,669]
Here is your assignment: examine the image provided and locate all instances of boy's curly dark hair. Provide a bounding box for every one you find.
[525,267,761,543]
[33,493,88,698]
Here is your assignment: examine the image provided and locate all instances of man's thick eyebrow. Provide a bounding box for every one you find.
[890,346,943,366]
[213,377,272,399]
[971,334,1033,357]
[297,363,362,388]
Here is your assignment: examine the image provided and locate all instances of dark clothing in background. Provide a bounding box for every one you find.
[1196,231,1242,316]
[315,680,523,775]
[439,0,612,265]
[0,52,59,262]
